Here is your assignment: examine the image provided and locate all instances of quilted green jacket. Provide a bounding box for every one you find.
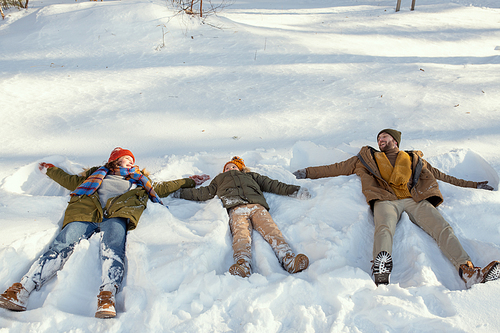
[179,170,300,211]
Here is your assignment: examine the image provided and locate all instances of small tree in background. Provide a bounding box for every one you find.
[1,0,29,19]
[170,0,231,18]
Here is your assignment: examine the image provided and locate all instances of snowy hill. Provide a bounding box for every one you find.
[1,0,500,331]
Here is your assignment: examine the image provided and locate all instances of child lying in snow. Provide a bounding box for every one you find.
[175,156,310,277]
[0,148,209,318]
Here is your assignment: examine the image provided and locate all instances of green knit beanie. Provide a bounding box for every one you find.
[377,129,401,147]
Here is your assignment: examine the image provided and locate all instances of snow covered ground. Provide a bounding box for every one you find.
[1,0,500,331]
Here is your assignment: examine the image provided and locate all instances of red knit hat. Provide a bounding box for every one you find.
[108,147,135,164]
[223,156,245,171]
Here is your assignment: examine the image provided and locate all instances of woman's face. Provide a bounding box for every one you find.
[224,163,239,172]
[117,155,134,168]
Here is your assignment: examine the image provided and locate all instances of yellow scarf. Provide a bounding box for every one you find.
[374,151,412,199]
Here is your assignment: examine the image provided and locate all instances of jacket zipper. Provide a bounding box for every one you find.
[103,196,121,218]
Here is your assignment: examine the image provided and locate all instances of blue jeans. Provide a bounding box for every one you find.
[22,218,127,293]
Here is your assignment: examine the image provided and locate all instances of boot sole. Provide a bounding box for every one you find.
[0,297,26,311]
[292,254,309,273]
[483,262,500,283]
[373,251,392,286]
[95,310,116,319]
[374,273,391,286]
[229,265,250,278]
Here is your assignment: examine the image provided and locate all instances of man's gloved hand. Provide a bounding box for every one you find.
[293,169,307,179]
[477,181,494,191]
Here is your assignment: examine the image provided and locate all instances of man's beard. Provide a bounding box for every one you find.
[379,142,396,152]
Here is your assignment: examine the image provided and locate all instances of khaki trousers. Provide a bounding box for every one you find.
[373,198,470,270]
[228,203,292,264]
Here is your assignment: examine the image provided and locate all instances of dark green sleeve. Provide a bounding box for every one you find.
[251,173,299,196]
[179,179,218,202]
[154,178,196,198]
[46,167,90,191]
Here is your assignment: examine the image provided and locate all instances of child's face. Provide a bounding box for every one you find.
[117,155,134,168]
[224,163,240,172]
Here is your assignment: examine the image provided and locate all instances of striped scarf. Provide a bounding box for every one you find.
[71,166,163,205]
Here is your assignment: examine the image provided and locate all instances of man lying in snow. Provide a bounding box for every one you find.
[294,129,500,288]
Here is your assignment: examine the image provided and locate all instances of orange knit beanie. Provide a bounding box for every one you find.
[108,147,135,164]
[223,156,245,171]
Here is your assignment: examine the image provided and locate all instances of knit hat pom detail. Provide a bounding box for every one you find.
[108,147,135,164]
[224,156,246,171]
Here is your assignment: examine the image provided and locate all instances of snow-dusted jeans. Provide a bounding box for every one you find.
[228,203,292,265]
[373,198,471,270]
[21,217,127,294]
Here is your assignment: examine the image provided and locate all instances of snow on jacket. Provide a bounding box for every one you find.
[304,146,477,209]
[179,170,300,211]
[46,166,196,230]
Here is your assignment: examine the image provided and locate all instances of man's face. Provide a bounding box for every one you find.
[377,132,398,152]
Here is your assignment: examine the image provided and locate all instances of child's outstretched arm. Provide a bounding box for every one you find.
[252,173,311,199]
[176,179,218,202]
[251,173,300,196]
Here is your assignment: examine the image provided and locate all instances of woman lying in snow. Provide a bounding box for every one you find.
[175,156,311,277]
[0,148,209,319]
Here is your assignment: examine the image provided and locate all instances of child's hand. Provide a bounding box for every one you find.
[292,187,311,200]
[39,162,55,174]
[190,174,210,186]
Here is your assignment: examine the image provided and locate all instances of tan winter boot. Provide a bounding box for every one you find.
[282,253,309,274]
[0,283,30,311]
[459,260,484,289]
[95,290,116,319]
[229,259,252,278]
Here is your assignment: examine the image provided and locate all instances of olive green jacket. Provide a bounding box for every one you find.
[179,170,300,211]
[305,146,477,209]
[47,166,196,230]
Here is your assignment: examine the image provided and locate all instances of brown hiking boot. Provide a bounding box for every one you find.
[458,260,500,289]
[95,291,116,319]
[229,259,252,278]
[282,253,309,274]
[482,261,500,283]
[0,283,29,311]
[460,261,482,288]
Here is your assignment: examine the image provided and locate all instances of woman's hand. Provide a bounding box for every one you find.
[189,174,210,186]
[39,162,55,174]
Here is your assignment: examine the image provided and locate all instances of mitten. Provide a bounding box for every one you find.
[291,187,311,200]
[477,181,494,191]
[39,162,55,174]
[189,174,210,186]
[293,169,307,179]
